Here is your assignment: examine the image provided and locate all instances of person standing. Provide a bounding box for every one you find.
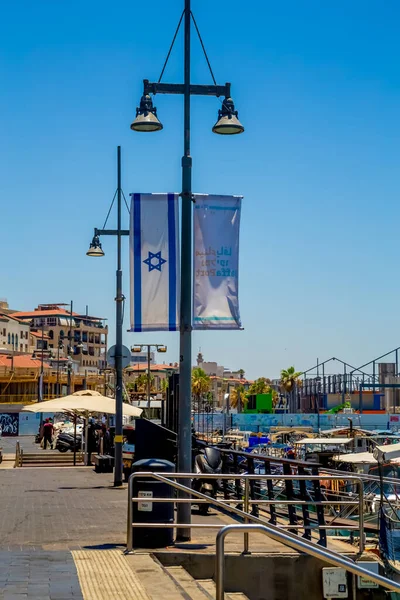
[43,418,53,450]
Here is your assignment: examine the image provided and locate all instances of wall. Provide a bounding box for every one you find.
[0,318,30,353]
[193,412,392,433]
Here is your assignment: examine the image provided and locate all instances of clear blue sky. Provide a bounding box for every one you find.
[1,0,400,379]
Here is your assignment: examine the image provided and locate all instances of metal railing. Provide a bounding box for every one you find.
[215,524,400,600]
[14,441,22,468]
[127,472,365,553]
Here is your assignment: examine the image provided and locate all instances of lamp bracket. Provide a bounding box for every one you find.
[143,79,231,98]
[95,228,129,236]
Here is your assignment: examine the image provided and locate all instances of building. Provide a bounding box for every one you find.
[125,363,178,397]
[0,313,31,354]
[196,353,249,407]
[11,303,108,372]
[130,351,155,366]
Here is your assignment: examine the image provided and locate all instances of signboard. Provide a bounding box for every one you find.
[356,562,379,589]
[138,490,153,512]
[322,568,348,598]
[193,194,242,330]
[107,345,131,369]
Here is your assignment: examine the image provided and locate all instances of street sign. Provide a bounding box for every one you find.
[107,345,131,369]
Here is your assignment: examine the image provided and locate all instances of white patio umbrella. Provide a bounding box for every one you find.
[22,390,142,418]
[22,390,142,466]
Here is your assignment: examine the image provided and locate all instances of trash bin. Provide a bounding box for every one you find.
[131,458,175,548]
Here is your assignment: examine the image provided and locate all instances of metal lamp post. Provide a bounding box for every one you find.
[86,146,127,487]
[130,0,243,539]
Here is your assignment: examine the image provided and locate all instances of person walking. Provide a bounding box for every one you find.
[43,418,53,450]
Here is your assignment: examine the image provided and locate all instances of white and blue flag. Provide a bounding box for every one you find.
[129,193,180,332]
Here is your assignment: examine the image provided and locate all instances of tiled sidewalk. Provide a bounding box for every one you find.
[0,549,83,600]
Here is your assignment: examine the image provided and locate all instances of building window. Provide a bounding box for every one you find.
[20,344,23,352]
[11,333,14,348]
[60,330,65,339]
[47,318,57,326]
[3,329,5,337]
[8,334,10,344]
[48,330,54,340]
[25,344,28,352]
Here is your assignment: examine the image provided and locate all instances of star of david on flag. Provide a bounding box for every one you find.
[129,193,180,332]
[143,251,167,272]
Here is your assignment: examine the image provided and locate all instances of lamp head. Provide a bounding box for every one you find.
[131,94,163,132]
[212,97,244,135]
[86,235,105,257]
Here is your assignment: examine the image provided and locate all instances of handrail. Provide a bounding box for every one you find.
[215,524,400,600]
[14,440,21,468]
[218,446,320,468]
[127,472,364,553]
[324,467,400,487]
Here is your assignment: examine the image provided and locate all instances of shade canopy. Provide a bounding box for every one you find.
[22,390,142,418]
[374,442,400,463]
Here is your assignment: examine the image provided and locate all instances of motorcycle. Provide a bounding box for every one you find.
[193,446,223,515]
[55,431,82,453]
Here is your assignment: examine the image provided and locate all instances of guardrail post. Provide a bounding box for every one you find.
[283,462,298,534]
[358,480,365,554]
[126,474,134,552]
[247,457,259,517]
[311,465,327,547]
[233,454,242,509]
[216,528,226,600]
[298,465,311,540]
[264,460,277,525]
[243,478,250,554]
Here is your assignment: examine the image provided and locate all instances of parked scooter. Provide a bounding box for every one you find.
[193,446,223,515]
[55,432,82,453]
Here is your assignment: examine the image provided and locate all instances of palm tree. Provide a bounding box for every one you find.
[238,369,245,380]
[136,373,155,393]
[230,385,248,412]
[248,377,271,395]
[280,366,302,412]
[192,367,211,410]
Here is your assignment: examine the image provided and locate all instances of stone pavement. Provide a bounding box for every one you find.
[0,549,83,600]
[0,450,361,599]
[0,467,130,599]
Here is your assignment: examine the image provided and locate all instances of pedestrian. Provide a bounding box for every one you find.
[43,418,53,450]
[87,418,98,465]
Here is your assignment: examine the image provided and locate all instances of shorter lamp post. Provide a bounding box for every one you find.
[131,345,167,408]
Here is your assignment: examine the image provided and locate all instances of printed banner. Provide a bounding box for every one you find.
[129,193,180,331]
[193,194,242,330]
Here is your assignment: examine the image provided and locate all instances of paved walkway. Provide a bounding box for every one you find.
[0,448,360,599]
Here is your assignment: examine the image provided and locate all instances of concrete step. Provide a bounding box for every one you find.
[20,452,84,466]
[125,554,193,599]
[198,578,249,600]
[163,566,212,599]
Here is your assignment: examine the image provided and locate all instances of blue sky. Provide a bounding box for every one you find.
[1,1,400,379]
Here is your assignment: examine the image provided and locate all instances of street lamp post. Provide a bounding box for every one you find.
[130,0,243,540]
[86,146,127,487]
[131,345,167,408]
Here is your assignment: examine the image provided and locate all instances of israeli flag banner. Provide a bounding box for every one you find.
[129,193,180,332]
[193,194,242,330]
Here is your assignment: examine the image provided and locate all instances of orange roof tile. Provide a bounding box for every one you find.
[126,364,178,372]
[30,331,50,339]
[0,354,51,369]
[10,309,71,319]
